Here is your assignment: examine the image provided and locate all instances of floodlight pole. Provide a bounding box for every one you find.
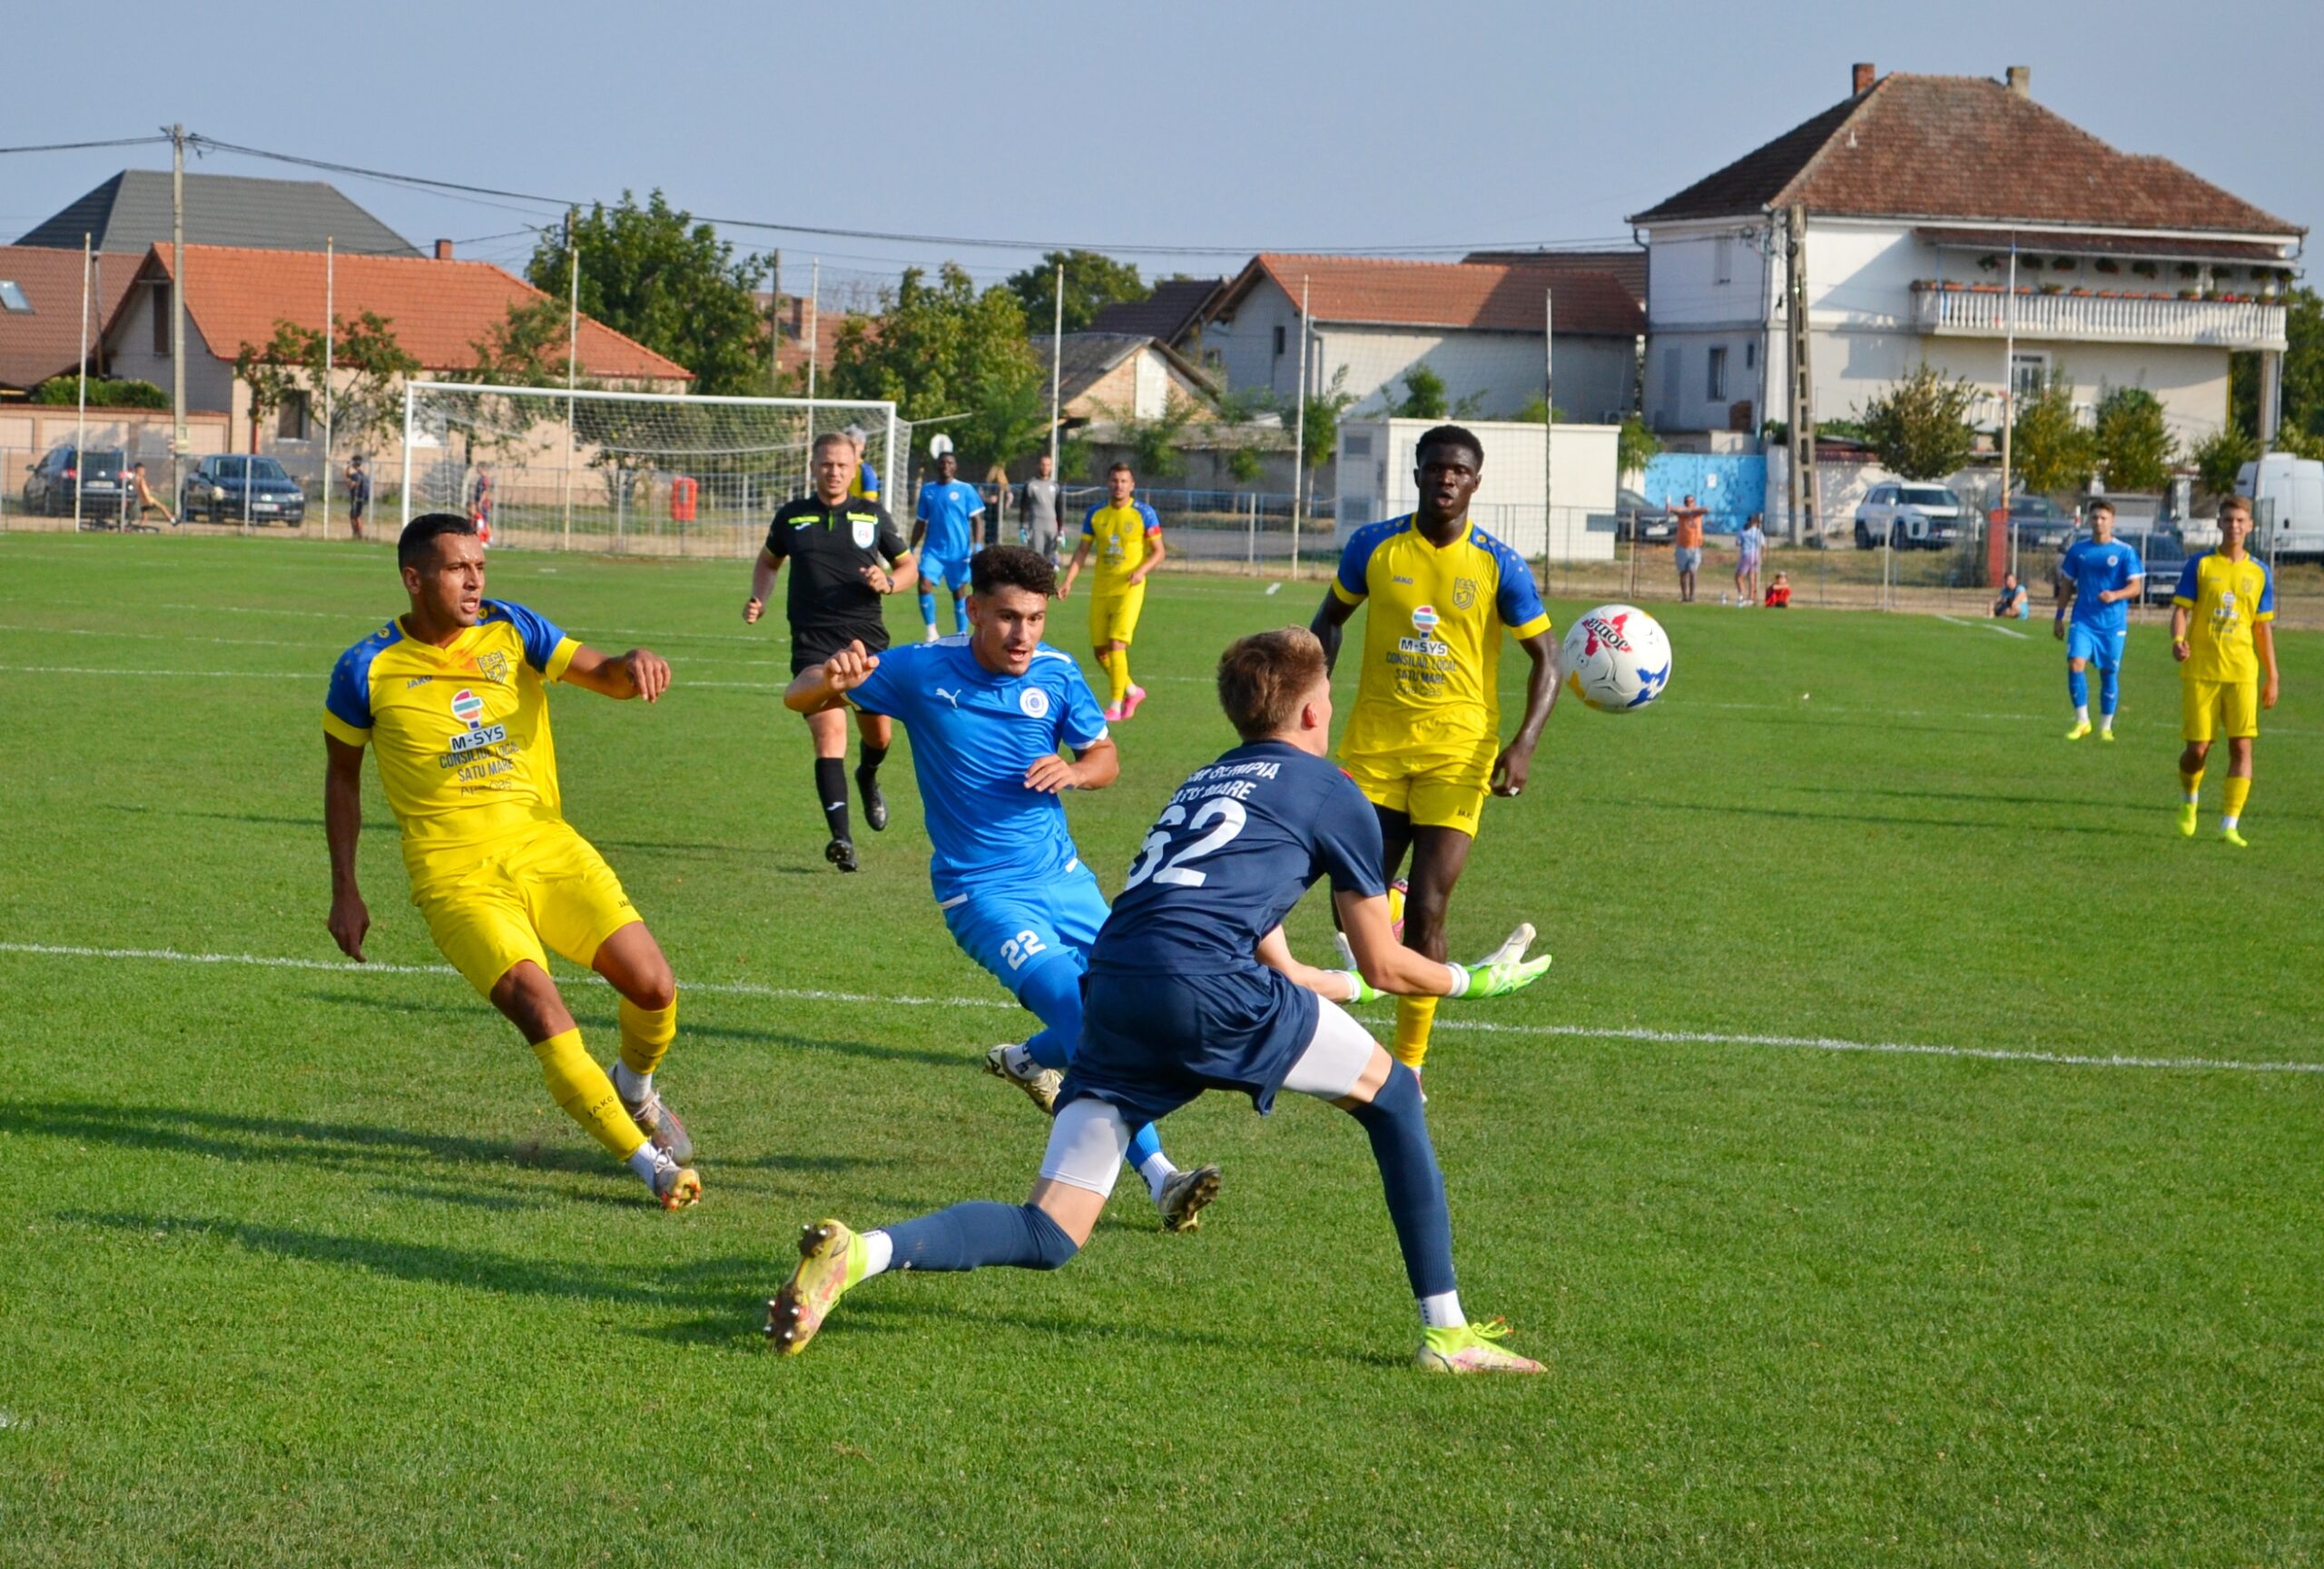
[805,258,820,434]
[1289,275,1310,578]
[563,222,579,549]
[322,235,335,539]
[74,232,90,532]
[170,123,187,503]
[399,383,416,529]
[1048,261,1064,483]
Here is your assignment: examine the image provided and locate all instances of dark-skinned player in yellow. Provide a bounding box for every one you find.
[1309,424,1559,1084]
[323,512,702,1209]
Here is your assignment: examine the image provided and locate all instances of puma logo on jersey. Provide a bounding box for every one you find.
[934,687,962,707]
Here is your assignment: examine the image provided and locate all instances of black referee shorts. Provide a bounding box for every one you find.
[790,623,891,677]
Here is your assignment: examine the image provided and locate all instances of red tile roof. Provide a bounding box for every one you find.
[126,244,691,380]
[1216,254,1644,337]
[1631,73,2301,238]
[1461,247,1648,308]
[0,245,143,390]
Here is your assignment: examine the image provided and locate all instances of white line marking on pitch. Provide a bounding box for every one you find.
[0,664,310,680]
[3,942,2314,1077]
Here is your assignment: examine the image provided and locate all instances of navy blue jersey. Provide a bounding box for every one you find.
[1092,740,1387,975]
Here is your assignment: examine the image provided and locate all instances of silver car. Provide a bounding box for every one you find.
[1854,482,1966,550]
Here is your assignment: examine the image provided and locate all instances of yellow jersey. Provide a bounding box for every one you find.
[849,459,880,504]
[1330,515,1552,756]
[322,600,581,863]
[2171,550,2275,685]
[1081,499,1162,591]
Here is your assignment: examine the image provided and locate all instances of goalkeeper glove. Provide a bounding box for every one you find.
[1445,953,1552,1000]
[1329,971,1384,1004]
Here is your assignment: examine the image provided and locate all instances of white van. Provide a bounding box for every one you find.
[2236,455,2324,559]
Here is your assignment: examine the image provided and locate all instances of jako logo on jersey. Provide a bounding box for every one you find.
[1411,605,1440,634]
[1019,687,1050,719]
[450,687,485,726]
[1581,613,1631,658]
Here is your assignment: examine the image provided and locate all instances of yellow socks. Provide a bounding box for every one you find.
[1393,994,1440,1070]
[617,997,677,1079]
[2222,775,2251,825]
[531,1029,647,1158]
[2180,766,2203,804]
[1105,647,1131,707]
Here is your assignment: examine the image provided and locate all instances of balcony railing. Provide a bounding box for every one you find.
[1912,282,2285,351]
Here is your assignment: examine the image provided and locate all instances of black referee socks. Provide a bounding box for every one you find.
[815,756,852,844]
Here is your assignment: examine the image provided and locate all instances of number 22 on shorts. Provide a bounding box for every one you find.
[999,930,1048,971]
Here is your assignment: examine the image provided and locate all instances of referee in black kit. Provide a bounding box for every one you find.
[746,431,919,872]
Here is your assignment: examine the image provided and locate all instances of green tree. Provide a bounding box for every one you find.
[2093,386,2176,491]
[234,312,419,450]
[527,192,769,394]
[829,263,1045,466]
[1858,363,1975,479]
[1099,390,1202,480]
[2230,285,2324,444]
[1299,367,1356,477]
[1392,364,1449,419]
[2011,368,2097,496]
[1005,251,1150,336]
[31,377,167,409]
[2191,423,2256,501]
[1618,415,1662,479]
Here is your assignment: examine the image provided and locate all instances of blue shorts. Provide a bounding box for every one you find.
[2066,623,2126,672]
[1060,963,1321,1128]
[920,554,970,594]
[1674,546,1702,574]
[939,862,1108,1002]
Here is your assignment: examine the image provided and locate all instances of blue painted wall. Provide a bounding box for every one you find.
[1641,453,1765,536]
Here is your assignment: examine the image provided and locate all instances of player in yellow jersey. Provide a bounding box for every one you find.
[322,513,701,1209]
[1310,425,1560,1079]
[842,424,881,504]
[1059,461,1167,721]
[2170,495,2280,846]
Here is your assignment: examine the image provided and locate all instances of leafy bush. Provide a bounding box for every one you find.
[30,376,168,409]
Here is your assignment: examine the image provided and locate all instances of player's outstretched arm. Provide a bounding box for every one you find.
[562,645,671,704]
[1059,537,1091,599]
[323,735,369,962]
[2257,619,2280,707]
[1492,630,1562,798]
[2170,603,2191,661]
[1257,924,1368,1003]
[1331,890,1549,1000]
[783,640,877,714]
[1024,737,1118,795]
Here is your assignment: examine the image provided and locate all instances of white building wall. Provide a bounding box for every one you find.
[1334,417,1618,561]
[1204,281,1306,400]
[103,280,236,417]
[1131,350,1169,419]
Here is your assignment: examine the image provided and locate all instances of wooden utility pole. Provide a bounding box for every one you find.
[1784,204,1819,546]
[170,124,187,499]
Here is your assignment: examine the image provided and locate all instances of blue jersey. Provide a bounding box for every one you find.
[2059,538,2144,634]
[846,636,1109,900]
[915,479,986,561]
[1092,740,1388,976]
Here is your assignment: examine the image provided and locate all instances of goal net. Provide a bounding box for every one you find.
[399,383,899,556]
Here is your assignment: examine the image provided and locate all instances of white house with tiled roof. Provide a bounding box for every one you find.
[1630,63,2304,449]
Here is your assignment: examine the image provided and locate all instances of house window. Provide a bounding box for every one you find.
[2010,352,2051,405]
[277,390,310,440]
[1744,340,1756,371]
[0,281,30,313]
[1662,347,1680,419]
[1273,324,1286,358]
[1344,433,1373,459]
[1713,235,1733,285]
[151,281,171,355]
[1708,346,1728,402]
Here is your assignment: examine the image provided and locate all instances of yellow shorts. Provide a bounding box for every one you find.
[407,820,640,997]
[2181,677,2260,743]
[1090,583,1147,646]
[1341,737,1499,838]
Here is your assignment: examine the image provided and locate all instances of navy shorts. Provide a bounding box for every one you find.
[1059,964,1321,1128]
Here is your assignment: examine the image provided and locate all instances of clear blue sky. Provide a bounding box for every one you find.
[5,0,2314,302]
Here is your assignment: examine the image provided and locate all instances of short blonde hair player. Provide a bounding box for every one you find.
[2170,495,2280,845]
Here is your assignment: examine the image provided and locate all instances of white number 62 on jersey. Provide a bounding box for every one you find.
[1122,797,1247,891]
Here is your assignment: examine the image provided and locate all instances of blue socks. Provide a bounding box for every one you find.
[1017,959,1169,1179]
[1345,1061,1458,1300]
[918,589,938,630]
[882,1200,1079,1272]
[2067,667,2090,709]
[2100,666,2120,716]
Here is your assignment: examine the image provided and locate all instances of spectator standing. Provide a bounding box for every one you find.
[1670,495,1706,603]
[468,465,496,548]
[344,454,371,541]
[1019,452,1064,564]
[1734,512,1766,607]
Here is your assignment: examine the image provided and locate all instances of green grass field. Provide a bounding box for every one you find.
[2,535,2319,1567]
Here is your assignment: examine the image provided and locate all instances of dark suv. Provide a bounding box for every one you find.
[21,446,129,518]
[182,455,308,525]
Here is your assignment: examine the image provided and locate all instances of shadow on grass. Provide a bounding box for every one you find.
[1792,782,2155,815]
[102,804,391,834]
[1,1099,605,1176]
[1631,796,2123,837]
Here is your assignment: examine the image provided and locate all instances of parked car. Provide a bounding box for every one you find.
[2005,494,2073,550]
[21,446,129,518]
[181,455,308,525]
[1613,487,1674,544]
[2238,453,2324,560]
[1854,482,1967,549]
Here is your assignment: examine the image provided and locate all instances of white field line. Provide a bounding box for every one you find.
[0,664,311,680]
[1936,613,2031,641]
[0,624,327,652]
[3,940,2315,1076]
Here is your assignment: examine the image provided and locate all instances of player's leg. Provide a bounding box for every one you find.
[1114,587,1148,718]
[853,710,891,833]
[803,705,857,872]
[589,920,690,1161]
[2220,685,2259,844]
[2095,634,2123,738]
[767,1098,1126,1356]
[1393,824,1475,1073]
[950,587,970,636]
[1089,595,1127,717]
[2178,681,2215,837]
[2064,631,2093,737]
[917,558,947,640]
[1285,996,1541,1373]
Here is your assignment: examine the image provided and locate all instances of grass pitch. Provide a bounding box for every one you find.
[1,535,2319,1567]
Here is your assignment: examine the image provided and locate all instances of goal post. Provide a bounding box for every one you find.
[399,382,899,557]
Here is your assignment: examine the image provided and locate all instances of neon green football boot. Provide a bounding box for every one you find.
[766,1219,868,1356]
[1415,1318,1545,1375]
[2221,826,2250,849]
[2064,720,2092,741]
[2176,802,2200,837]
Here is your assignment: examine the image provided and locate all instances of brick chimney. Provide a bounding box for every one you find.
[1852,62,1875,94]
[434,239,455,260]
[2004,64,2030,97]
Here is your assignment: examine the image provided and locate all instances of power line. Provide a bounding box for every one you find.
[0,135,172,156]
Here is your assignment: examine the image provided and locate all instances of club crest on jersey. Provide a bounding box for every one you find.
[1019,687,1050,719]
[1411,605,1440,634]
[449,687,486,727]
[475,649,510,684]
[1452,577,1480,610]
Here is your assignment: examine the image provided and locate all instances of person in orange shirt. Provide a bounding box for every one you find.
[1670,494,1706,602]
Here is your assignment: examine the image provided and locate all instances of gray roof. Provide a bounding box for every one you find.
[15,171,419,258]
[1087,278,1225,344]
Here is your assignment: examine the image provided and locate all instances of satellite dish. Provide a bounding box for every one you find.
[929,433,954,459]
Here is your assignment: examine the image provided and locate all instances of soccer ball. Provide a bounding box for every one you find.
[1561,605,1672,713]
